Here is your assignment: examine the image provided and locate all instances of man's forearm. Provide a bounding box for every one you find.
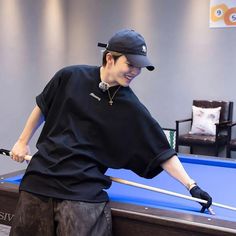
[161,155,196,190]
[17,105,44,145]
[11,105,44,162]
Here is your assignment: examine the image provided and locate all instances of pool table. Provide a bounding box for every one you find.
[1,154,236,236]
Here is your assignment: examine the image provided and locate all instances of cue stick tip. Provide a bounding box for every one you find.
[208,207,216,215]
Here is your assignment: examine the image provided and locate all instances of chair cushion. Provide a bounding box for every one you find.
[178,133,227,145]
[189,106,221,135]
[179,134,216,145]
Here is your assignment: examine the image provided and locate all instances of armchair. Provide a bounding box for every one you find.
[175,100,233,156]
[226,122,236,158]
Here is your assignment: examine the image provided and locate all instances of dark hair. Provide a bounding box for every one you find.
[102,50,123,66]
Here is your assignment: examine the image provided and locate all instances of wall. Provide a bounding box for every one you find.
[0,0,236,174]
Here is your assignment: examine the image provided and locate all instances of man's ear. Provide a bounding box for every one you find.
[106,53,114,65]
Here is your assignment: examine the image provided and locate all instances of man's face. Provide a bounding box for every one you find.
[108,55,142,87]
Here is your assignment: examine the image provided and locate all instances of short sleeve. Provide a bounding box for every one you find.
[36,69,64,117]
[105,97,177,179]
[127,119,177,179]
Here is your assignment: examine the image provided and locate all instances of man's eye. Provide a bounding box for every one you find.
[126,63,134,67]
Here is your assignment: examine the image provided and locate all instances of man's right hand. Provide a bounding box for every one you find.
[11,141,30,162]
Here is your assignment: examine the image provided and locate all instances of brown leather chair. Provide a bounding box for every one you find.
[226,122,236,158]
[175,100,233,156]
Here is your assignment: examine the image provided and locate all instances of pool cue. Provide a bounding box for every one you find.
[0,148,31,161]
[110,177,236,213]
[1,148,236,213]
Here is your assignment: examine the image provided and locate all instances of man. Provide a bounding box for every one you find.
[10,29,212,236]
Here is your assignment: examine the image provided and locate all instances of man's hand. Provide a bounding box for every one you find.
[11,141,30,163]
[190,185,212,213]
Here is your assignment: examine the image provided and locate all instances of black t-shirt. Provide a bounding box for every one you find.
[20,65,176,202]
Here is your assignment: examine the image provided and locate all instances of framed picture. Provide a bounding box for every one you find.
[210,0,236,28]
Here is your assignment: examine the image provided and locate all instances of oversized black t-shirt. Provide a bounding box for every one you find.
[20,65,176,202]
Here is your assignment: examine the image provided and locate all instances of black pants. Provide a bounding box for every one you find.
[10,191,112,236]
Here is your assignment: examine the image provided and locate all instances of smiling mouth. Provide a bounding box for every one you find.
[125,75,133,81]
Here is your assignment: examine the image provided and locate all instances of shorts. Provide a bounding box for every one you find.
[10,191,112,236]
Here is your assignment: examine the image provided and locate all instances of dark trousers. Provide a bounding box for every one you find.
[10,191,112,236]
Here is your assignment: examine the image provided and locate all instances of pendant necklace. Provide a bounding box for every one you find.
[107,86,121,105]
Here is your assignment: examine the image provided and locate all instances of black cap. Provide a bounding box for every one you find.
[98,29,155,71]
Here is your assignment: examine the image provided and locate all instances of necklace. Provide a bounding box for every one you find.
[107,86,121,105]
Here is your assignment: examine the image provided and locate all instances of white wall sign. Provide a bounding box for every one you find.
[210,0,236,27]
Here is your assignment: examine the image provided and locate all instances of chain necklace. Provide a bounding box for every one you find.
[107,86,121,105]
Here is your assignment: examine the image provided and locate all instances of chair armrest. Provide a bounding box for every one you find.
[175,118,192,152]
[215,121,231,128]
[176,118,192,124]
[215,121,231,137]
[227,121,236,128]
[225,122,236,142]
[163,128,176,131]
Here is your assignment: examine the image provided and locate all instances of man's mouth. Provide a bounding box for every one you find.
[124,75,133,81]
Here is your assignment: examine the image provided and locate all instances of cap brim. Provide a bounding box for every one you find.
[125,54,155,71]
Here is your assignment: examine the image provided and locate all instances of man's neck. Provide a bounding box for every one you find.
[100,66,118,87]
